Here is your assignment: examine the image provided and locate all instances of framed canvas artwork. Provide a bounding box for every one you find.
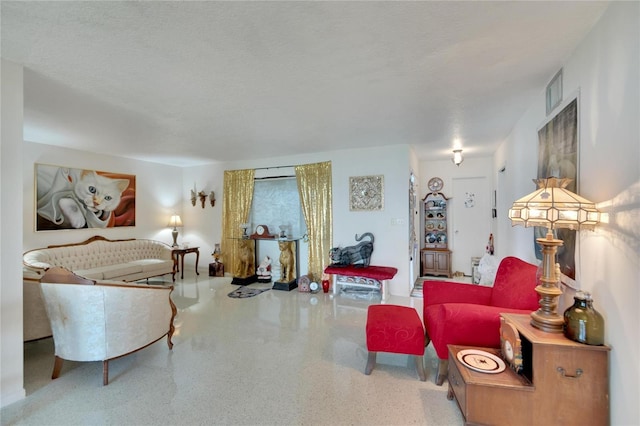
[35,164,136,231]
[536,96,578,279]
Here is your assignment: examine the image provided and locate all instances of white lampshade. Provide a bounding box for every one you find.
[168,214,183,228]
[508,178,600,231]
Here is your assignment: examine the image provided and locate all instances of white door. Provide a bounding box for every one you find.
[451,177,491,275]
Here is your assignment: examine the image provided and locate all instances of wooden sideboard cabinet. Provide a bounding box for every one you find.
[421,248,451,278]
[447,313,610,426]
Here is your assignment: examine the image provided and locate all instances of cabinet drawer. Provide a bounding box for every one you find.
[447,356,467,417]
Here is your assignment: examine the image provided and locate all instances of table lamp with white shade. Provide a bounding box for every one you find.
[168,214,183,247]
[508,177,600,333]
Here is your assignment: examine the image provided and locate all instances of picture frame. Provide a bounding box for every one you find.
[35,163,136,231]
[536,95,578,280]
[349,175,384,211]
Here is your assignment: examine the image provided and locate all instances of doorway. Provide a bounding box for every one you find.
[451,177,491,275]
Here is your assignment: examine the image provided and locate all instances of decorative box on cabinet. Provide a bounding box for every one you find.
[421,248,451,278]
[447,313,610,426]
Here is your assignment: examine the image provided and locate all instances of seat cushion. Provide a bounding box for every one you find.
[129,259,173,273]
[424,303,534,359]
[366,304,424,356]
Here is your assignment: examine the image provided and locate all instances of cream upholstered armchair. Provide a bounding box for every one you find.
[40,267,176,385]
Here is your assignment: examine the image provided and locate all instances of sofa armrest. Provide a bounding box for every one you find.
[100,284,175,359]
[423,280,492,307]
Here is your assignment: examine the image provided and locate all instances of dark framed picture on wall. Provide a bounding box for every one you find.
[536,96,578,279]
[35,163,136,231]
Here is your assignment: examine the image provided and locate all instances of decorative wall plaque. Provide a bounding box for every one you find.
[349,175,384,211]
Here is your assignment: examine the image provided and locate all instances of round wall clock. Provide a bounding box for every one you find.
[500,317,523,373]
[428,177,444,193]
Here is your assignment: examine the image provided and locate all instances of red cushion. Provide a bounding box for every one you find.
[324,265,398,281]
[424,303,533,359]
[423,280,492,307]
[366,305,424,356]
[489,256,539,309]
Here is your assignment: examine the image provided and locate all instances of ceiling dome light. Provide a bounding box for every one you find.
[452,149,464,166]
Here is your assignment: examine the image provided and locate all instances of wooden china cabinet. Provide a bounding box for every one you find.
[421,184,451,278]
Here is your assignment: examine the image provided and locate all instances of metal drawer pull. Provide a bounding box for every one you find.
[557,367,583,378]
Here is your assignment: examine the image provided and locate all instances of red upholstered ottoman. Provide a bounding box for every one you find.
[365,304,426,381]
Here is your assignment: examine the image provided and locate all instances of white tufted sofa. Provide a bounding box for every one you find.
[23,236,175,341]
[23,236,175,282]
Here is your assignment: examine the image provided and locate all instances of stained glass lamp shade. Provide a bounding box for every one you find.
[508,178,600,333]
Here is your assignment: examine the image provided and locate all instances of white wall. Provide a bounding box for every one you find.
[1,60,27,407]
[181,163,226,270]
[23,142,184,251]
[495,3,639,424]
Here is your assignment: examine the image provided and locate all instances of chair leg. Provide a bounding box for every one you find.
[436,359,449,386]
[414,355,426,381]
[365,351,377,375]
[51,356,64,380]
[103,360,109,386]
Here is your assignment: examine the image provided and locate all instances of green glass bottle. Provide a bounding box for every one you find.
[563,291,605,345]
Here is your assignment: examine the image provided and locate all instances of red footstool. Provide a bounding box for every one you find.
[365,304,426,381]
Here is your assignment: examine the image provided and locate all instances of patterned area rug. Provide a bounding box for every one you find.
[228,286,270,299]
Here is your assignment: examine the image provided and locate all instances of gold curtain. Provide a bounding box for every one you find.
[295,161,332,281]
[222,169,255,276]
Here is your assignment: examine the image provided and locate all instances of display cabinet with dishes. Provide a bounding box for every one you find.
[421,177,452,278]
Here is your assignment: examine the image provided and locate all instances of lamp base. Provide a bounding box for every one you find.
[530,231,565,333]
[530,310,564,333]
[172,228,179,247]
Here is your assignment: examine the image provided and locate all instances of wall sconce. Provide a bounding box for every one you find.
[452,149,464,166]
[197,191,207,208]
[191,184,215,208]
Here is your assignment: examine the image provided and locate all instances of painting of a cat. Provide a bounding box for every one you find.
[36,164,136,231]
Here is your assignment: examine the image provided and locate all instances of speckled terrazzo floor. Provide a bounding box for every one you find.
[1,271,463,426]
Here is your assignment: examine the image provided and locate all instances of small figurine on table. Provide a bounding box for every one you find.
[257,256,272,283]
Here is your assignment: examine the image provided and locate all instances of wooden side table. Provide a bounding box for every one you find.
[172,247,200,280]
[447,313,610,425]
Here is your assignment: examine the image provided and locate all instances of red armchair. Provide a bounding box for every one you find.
[422,256,538,385]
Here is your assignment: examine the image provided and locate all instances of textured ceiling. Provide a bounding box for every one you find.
[1,1,609,167]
